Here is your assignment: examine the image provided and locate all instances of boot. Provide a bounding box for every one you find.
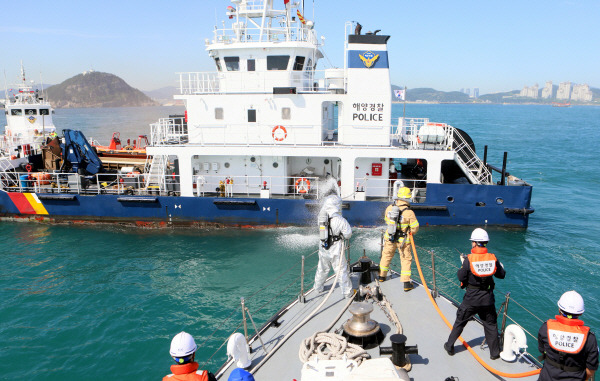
[404,281,414,292]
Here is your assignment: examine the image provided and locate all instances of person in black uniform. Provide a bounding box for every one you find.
[538,290,598,381]
[443,228,506,359]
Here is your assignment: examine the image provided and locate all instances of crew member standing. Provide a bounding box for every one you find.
[314,194,354,298]
[379,186,419,291]
[164,331,216,381]
[443,228,505,359]
[538,291,598,381]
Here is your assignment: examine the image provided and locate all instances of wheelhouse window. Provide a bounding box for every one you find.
[267,55,290,70]
[247,59,255,71]
[293,56,305,71]
[224,57,240,71]
[39,109,50,115]
[214,57,222,71]
[11,109,23,116]
[25,109,38,115]
[247,109,256,123]
[215,108,224,120]
[282,107,291,120]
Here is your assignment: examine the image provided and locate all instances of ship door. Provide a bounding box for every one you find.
[321,101,336,142]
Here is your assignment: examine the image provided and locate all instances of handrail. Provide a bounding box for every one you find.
[409,234,540,378]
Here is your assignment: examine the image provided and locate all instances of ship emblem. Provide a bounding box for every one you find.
[359,51,379,68]
[28,116,37,124]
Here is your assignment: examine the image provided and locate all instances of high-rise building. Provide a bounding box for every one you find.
[541,81,553,99]
[556,82,571,100]
[520,84,539,98]
[473,88,479,98]
[571,84,593,101]
[465,88,470,97]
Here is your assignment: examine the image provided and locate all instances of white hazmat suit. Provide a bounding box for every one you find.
[313,195,353,297]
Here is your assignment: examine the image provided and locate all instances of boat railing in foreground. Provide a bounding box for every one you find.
[190,239,545,375]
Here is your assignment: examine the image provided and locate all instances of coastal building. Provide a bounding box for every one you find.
[519,84,538,98]
[571,84,593,101]
[556,82,571,100]
[472,88,479,98]
[541,81,553,99]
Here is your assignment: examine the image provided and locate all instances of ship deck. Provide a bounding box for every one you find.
[215,261,540,380]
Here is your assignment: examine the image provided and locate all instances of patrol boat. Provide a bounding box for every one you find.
[199,236,542,380]
[1,63,57,169]
[0,0,533,228]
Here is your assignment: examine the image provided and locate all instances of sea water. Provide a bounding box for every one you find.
[1,104,599,379]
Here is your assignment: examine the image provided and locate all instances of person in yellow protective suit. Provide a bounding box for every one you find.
[379,187,419,291]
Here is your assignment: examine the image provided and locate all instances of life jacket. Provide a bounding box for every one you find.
[468,247,497,277]
[547,315,590,354]
[163,362,209,381]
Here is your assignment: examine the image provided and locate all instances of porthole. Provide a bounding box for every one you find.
[476,202,486,207]
[273,162,279,168]
[447,196,454,203]
[250,157,256,162]
[496,197,504,205]
[224,162,230,168]
[324,159,330,164]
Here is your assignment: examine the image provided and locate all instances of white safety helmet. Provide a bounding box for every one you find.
[557,290,585,315]
[469,228,489,242]
[170,331,197,358]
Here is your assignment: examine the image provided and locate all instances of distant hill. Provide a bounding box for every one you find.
[143,86,177,101]
[391,87,471,103]
[45,71,157,108]
[478,90,520,103]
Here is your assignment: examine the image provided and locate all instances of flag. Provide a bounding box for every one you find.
[394,89,406,101]
[284,0,290,4]
[297,9,306,24]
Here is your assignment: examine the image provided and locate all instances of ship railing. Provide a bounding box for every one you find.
[150,118,189,146]
[0,135,47,157]
[213,23,318,45]
[190,174,321,199]
[177,69,345,95]
[354,177,426,203]
[192,241,544,372]
[392,118,452,150]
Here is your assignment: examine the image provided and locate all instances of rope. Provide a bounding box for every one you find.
[298,332,370,366]
[409,234,541,378]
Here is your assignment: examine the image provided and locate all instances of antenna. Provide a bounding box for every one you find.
[3,69,7,101]
[40,71,45,99]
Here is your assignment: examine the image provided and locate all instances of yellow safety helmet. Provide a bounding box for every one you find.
[395,187,412,200]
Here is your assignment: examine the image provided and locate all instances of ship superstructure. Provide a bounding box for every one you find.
[0,0,533,228]
[1,63,56,165]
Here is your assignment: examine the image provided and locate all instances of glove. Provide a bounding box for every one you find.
[460,255,466,264]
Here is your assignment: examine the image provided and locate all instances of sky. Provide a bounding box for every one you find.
[2,0,599,95]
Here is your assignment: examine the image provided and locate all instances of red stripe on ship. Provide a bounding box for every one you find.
[8,193,37,214]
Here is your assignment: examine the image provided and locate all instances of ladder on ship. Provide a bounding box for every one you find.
[0,157,18,189]
[452,130,493,185]
[144,154,168,192]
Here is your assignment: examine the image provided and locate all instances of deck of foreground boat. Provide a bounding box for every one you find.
[216,266,539,380]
